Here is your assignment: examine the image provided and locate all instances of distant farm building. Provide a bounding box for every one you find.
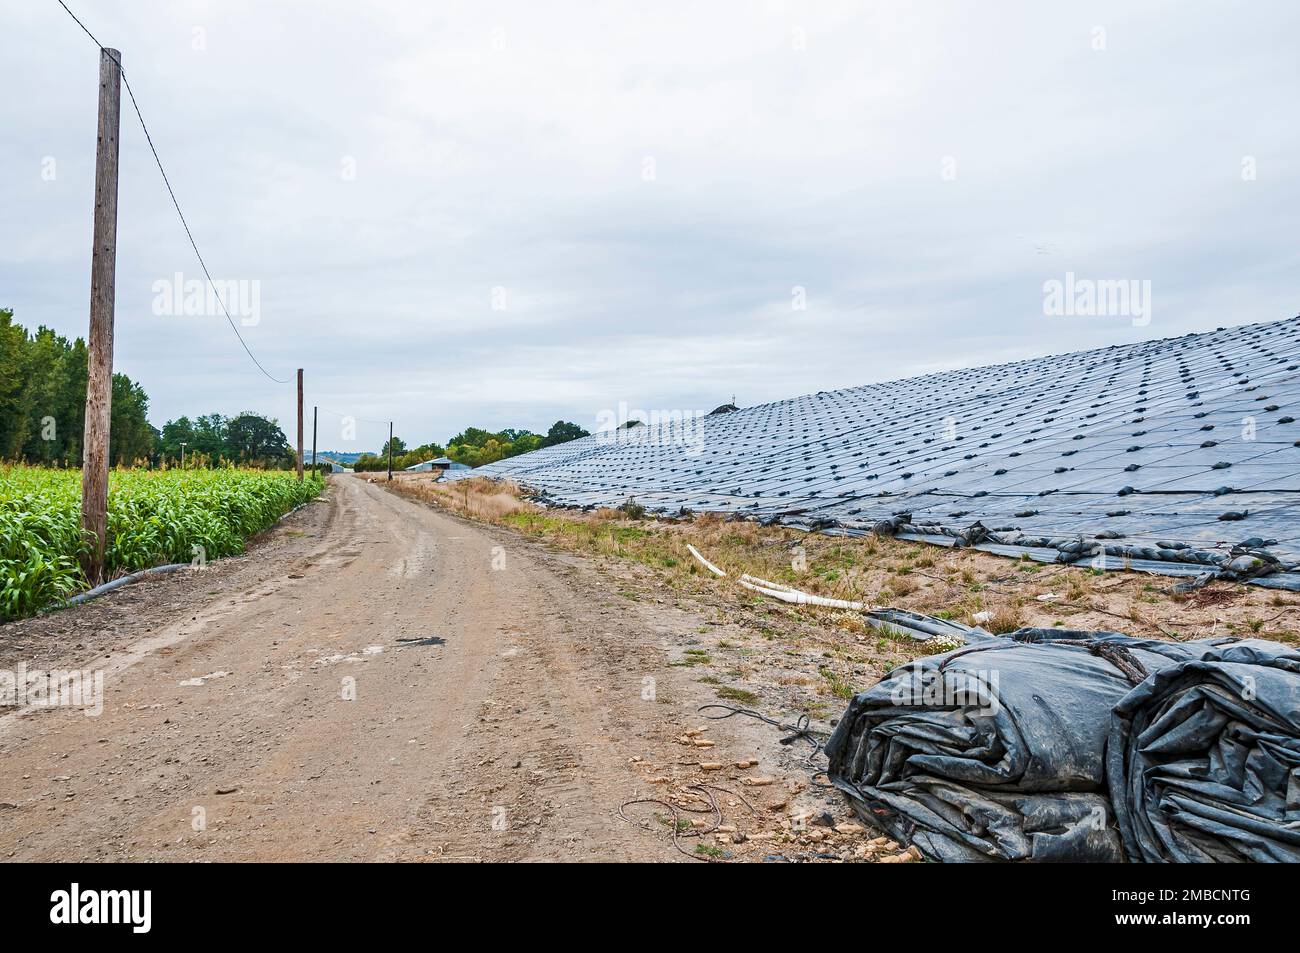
[405,456,471,475]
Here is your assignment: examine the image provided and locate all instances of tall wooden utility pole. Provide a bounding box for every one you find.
[296,368,304,481]
[387,422,393,481]
[80,48,123,585]
[311,406,318,473]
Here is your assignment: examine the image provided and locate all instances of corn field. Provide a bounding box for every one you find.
[0,466,322,620]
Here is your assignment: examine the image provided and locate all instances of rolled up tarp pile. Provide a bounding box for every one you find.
[1108,640,1300,862]
[824,628,1293,862]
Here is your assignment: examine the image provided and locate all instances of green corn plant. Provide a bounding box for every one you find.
[0,465,321,620]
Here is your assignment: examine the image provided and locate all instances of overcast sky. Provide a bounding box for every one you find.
[2,1,1297,452]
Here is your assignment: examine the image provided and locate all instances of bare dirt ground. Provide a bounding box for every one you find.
[388,475,1299,730]
[0,475,856,863]
[8,473,1288,863]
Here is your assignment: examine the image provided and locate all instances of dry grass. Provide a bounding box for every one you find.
[981,605,1027,635]
[382,474,1299,647]
[392,475,537,522]
[376,472,1298,792]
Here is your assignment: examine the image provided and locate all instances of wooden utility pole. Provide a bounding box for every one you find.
[296,368,304,481]
[311,406,318,473]
[387,422,393,481]
[80,48,122,585]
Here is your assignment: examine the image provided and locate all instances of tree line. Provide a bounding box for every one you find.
[350,421,589,472]
[0,309,154,465]
[3,309,589,472]
[1,309,295,468]
[156,413,296,468]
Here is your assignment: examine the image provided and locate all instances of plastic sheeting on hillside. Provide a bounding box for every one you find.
[453,317,1300,583]
[822,628,1299,862]
[1108,641,1300,862]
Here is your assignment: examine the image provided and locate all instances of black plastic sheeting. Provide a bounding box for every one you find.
[454,317,1300,588]
[1108,642,1300,862]
[861,607,976,646]
[824,628,1300,862]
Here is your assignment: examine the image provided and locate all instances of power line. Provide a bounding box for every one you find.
[55,0,290,385]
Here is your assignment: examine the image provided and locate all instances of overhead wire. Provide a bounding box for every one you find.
[55,0,290,384]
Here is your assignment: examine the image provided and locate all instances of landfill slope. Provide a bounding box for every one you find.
[460,317,1300,583]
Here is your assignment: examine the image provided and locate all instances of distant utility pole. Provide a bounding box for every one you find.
[387,422,393,481]
[296,368,304,481]
[80,48,122,585]
[311,406,317,473]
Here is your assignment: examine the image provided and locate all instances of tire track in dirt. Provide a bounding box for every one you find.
[1,476,785,862]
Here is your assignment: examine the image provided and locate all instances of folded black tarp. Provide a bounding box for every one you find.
[824,629,1243,862]
[1108,640,1300,862]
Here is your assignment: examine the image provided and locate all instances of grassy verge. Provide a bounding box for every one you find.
[380,473,1298,754]
[389,475,1299,648]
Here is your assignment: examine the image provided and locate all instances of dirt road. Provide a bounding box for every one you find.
[0,476,793,862]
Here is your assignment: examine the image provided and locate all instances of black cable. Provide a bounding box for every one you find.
[696,703,828,763]
[55,0,99,45]
[55,0,290,385]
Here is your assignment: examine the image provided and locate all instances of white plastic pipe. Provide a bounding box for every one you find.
[686,543,728,577]
[738,572,868,608]
[688,544,871,610]
[740,573,870,609]
[738,572,802,593]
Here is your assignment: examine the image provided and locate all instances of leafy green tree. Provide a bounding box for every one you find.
[108,374,155,464]
[226,412,292,465]
[59,338,88,464]
[446,426,495,449]
[439,426,550,467]
[393,443,446,469]
[0,311,151,466]
[191,414,228,457]
[0,310,315,470]
[512,433,543,455]
[0,310,32,459]
[540,420,589,447]
[17,327,68,464]
[158,416,195,461]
